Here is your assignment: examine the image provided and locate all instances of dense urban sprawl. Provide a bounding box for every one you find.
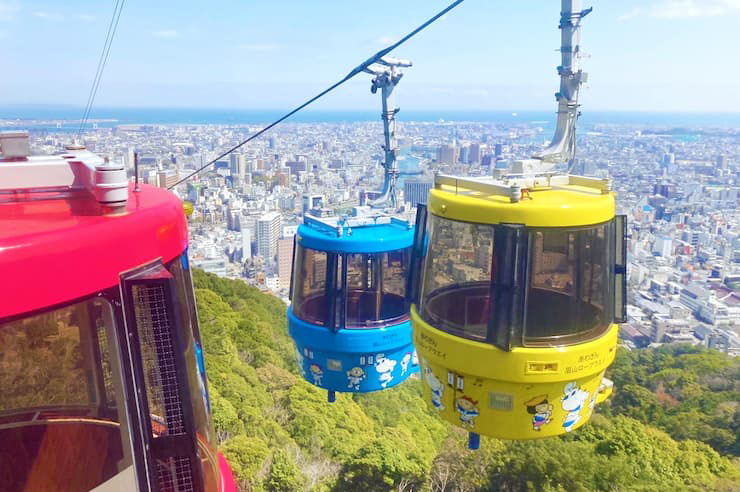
[17,117,739,356]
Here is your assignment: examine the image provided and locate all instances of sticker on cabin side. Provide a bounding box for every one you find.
[310,364,323,386]
[561,382,589,432]
[375,354,397,388]
[346,366,366,390]
[456,395,480,429]
[422,359,445,411]
[524,394,553,431]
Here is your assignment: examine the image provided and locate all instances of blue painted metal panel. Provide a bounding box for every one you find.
[297,219,414,253]
[289,309,419,394]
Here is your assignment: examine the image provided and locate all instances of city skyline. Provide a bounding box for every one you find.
[2,0,740,112]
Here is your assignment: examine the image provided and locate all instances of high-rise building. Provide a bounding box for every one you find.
[494,143,503,158]
[126,147,136,174]
[438,144,457,165]
[226,208,241,232]
[459,144,469,164]
[277,238,294,291]
[157,169,179,189]
[469,143,481,164]
[257,211,282,259]
[241,229,252,260]
[404,178,433,206]
[230,153,246,181]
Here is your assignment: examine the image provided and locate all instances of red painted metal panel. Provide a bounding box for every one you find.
[218,452,238,492]
[0,183,188,319]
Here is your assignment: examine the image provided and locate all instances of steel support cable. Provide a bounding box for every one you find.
[77,0,126,138]
[77,0,120,136]
[168,0,464,190]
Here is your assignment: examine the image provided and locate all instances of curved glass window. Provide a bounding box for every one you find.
[0,298,135,492]
[291,245,410,329]
[419,216,494,341]
[292,247,329,325]
[418,214,617,348]
[344,250,409,328]
[524,222,614,346]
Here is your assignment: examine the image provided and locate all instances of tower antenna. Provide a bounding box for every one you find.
[534,0,592,171]
[364,56,412,209]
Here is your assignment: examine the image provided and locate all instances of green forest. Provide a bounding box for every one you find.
[193,270,740,492]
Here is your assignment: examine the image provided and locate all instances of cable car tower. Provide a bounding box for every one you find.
[365,56,412,209]
[408,0,627,449]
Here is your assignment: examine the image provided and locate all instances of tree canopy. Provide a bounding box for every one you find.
[194,270,740,491]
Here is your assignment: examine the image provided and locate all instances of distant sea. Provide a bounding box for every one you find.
[1,105,740,131]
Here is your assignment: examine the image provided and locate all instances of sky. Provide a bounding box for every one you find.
[1,0,740,112]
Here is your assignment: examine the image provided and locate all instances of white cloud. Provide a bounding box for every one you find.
[33,11,65,22]
[240,43,278,52]
[0,1,20,22]
[619,0,740,21]
[153,29,178,39]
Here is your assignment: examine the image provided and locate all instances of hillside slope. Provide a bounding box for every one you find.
[193,270,739,492]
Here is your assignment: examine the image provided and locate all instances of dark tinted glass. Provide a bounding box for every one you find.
[0,299,135,492]
[344,250,409,328]
[524,222,614,345]
[291,246,329,325]
[419,215,494,341]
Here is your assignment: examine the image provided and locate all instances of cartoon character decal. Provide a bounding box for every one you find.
[412,349,419,367]
[295,348,306,377]
[423,362,446,411]
[456,395,480,429]
[310,364,323,386]
[561,382,590,432]
[347,366,366,390]
[375,354,397,388]
[524,395,553,431]
[400,352,412,375]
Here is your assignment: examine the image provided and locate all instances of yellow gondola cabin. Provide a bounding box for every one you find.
[408,173,627,448]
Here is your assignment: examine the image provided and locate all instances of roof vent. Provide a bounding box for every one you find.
[0,131,30,160]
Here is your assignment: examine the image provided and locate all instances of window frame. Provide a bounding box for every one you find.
[166,253,221,491]
[0,291,146,492]
[119,259,206,492]
[521,220,616,347]
[418,214,622,350]
[418,215,497,342]
[291,244,411,330]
